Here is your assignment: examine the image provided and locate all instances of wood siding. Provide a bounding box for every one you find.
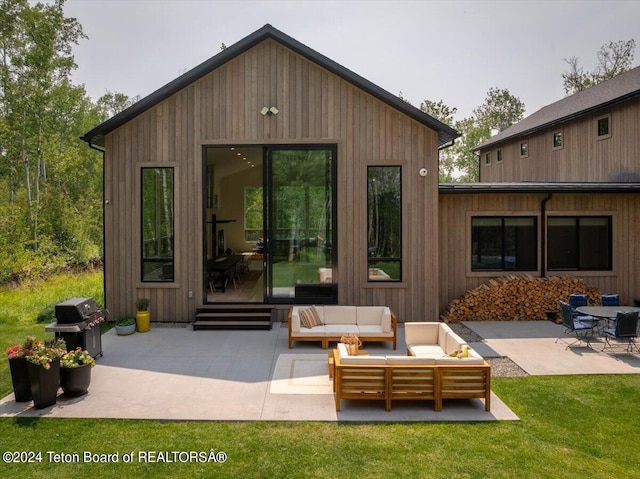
[104,39,440,322]
[438,192,640,314]
[480,97,640,182]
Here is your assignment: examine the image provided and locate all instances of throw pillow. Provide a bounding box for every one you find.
[299,306,322,329]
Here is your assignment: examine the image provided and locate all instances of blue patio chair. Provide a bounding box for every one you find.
[601,294,620,306]
[568,293,595,324]
[556,301,594,349]
[602,311,639,354]
[601,293,621,327]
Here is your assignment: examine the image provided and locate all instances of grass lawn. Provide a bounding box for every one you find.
[1,272,639,478]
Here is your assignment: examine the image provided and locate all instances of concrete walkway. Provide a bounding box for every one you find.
[464,320,640,375]
[1,324,517,422]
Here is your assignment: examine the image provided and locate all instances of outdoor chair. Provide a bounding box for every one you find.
[568,293,595,324]
[602,311,639,354]
[556,301,594,349]
[601,293,621,327]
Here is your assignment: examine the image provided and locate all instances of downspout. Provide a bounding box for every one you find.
[85,140,108,312]
[540,193,552,278]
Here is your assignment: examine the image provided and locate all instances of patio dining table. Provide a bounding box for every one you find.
[576,305,640,318]
[577,305,640,334]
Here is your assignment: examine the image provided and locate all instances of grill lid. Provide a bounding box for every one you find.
[54,297,100,324]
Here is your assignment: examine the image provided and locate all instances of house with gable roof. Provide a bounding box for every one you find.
[83,25,640,326]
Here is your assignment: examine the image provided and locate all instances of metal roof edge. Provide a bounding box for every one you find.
[82,24,459,147]
[438,182,640,194]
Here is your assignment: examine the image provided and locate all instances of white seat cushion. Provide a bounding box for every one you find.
[293,325,325,337]
[324,324,359,336]
[408,345,445,357]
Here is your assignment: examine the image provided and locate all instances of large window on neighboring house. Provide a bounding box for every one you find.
[547,216,612,270]
[471,217,537,271]
[141,167,174,282]
[367,166,401,281]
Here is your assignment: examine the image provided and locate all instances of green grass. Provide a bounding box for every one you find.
[1,273,639,478]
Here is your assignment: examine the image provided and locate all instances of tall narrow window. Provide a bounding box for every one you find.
[496,149,503,163]
[485,152,491,165]
[141,167,174,282]
[367,166,401,281]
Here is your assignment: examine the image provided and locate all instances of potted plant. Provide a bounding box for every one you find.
[115,316,136,336]
[135,297,150,332]
[6,336,42,402]
[25,338,66,409]
[60,347,96,396]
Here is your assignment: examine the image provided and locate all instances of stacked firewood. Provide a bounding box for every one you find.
[441,275,601,323]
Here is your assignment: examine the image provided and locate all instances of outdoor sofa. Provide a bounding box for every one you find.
[332,322,491,412]
[288,305,397,349]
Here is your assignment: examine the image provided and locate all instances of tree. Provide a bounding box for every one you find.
[0,0,107,282]
[421,89,524,182]
[562,39,636,94]
[97,90,140,118]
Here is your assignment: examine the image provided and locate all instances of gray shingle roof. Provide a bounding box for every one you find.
[475,66,640,151]
[82,24,459,148]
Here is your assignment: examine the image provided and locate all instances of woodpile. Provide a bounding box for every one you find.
[441,275,601,323]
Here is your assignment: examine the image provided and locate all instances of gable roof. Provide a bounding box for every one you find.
[475,65,640,151]
[82,24,459,149]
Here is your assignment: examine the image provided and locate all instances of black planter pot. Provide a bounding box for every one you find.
[27,359,60,409]
[60,363,92,397]
[9,357,32,402]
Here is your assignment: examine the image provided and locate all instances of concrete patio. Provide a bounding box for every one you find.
[1,320,637,422]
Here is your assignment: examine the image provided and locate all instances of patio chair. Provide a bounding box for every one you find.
[601,293,620,327]
[602,311,639,354]
[568,293,596,324]
[556,301,594,349]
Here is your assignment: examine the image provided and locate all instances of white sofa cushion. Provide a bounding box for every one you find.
[357,325,393,337]
[293,325,325,337]
[405,322,439,345]
[356,307,391,332]
[325,324,359,336]
[337,343,350,358]
[323,306,357,325]
[443,331,466,355]
[409,344,445,357]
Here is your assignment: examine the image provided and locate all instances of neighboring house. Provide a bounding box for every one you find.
[438,67,640,308]
[476,66,640,182]
[82,24,458,323]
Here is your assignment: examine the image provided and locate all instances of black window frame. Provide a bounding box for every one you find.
[520,142,528,158]
[597,115,611,139]
[471,216,538,272]
[367,165,402,282]
[553,131,563,149]
[141,167,175,283]
[547,216,612,271]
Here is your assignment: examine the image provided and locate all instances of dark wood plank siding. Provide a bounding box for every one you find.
[104,39,440,322]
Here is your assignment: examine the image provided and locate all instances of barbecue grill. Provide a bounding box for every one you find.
[45,297,105,358]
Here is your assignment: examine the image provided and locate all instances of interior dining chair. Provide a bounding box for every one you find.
[602,311,639,354]
[556,301,595,349]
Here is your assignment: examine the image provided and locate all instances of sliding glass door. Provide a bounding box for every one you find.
[203,145,336,304]
[266,146,337,303]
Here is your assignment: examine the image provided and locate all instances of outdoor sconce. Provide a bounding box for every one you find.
[419,168,428,177]
[260,106,279,116]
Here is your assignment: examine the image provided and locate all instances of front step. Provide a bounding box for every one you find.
[193,308,274,330]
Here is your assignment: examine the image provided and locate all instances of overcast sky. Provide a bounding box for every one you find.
[63,0,639,122]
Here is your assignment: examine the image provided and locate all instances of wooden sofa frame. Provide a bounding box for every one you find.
[288,308,398,349]
[332,350,491,412]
